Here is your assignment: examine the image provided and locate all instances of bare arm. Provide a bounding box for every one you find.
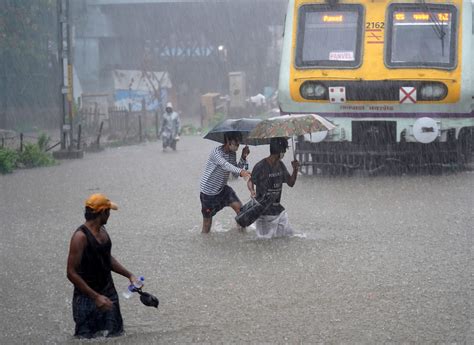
[247,178,256,197]
[287,160,299,187]
[67,231,113,310]
[233,156,249,178]
[111,256,135,284]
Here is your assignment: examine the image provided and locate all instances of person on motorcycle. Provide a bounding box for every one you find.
[159,102,181,151]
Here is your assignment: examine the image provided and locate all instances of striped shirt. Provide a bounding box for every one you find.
[200,146,246,195]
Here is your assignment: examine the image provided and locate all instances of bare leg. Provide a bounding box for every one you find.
[229,201,245,232]
[229,201,242,214]
[202,217,212,233]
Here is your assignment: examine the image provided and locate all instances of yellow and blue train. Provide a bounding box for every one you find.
[278,0,474,173]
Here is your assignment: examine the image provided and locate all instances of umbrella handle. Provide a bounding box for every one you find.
[291,136,296,161]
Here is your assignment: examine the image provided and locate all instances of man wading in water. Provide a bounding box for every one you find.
[199,131,251,233]
[247,137,299,238]
[67,194,139,338]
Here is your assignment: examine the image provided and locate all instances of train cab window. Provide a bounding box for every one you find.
[386,4,457,69]
[295,4,364,68]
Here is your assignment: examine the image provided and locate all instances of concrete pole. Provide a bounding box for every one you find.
[66,0,74,149]
[57,0,67,149]
[57,0,74,150]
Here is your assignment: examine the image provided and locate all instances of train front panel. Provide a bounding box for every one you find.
[278,0,473,146]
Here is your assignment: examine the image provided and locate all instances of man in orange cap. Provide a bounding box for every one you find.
[67,193,138,338]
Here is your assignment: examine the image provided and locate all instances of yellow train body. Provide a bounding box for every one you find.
[279,0,474,149]
[290,0,463,105]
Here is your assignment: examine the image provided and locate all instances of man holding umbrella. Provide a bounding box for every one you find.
[200,131,251,233]
[240,113,334,237]
[247,137,299,238]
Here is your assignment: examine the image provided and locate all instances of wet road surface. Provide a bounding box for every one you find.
[1,136,473,344]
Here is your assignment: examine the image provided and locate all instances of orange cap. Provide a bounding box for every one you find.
[85,193,118,212]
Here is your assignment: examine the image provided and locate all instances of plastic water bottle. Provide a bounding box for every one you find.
[242,162,250,182]
[122,276,145,299]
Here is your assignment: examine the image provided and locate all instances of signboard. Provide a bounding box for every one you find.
[67,64,74,103]
[112,70,171,111]
[329,86,346,103]
[394,11,451,23]
[399,87,417,104]
[329,51,354,61]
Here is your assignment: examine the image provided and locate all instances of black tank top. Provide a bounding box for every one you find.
[74,225,115,295]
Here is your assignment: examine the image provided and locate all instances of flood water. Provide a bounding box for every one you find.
[1,136,473,344]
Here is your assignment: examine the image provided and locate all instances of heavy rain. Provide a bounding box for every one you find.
[1,0,473,344]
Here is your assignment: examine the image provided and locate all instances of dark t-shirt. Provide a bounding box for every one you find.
[251,158,290,216]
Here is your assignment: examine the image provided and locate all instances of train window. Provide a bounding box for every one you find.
[295,4,364,68]
[386,4,457,69]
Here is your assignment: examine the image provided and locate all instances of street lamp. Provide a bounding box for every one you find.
[218,45,227,61]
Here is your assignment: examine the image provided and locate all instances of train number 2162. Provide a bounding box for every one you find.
[366,22,384,29]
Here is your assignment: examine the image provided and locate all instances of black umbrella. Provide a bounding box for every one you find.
[203,118,270,145]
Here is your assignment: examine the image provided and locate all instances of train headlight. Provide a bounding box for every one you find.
[419,83,447,101]
[305,85,315,97]
[300,82,327,100]
[314,84,326,97]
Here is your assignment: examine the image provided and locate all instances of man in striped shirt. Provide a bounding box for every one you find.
[200,131,251,233]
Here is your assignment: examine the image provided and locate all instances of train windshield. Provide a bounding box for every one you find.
[386,4,457,69]
[296,4,364,68]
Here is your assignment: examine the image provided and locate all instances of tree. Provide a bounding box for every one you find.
[0,0,58,128]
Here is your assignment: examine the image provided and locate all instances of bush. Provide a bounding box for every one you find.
[0,148,18,174]
[0,134,56,173]
[37,132,51,151]
[17,143,55,168]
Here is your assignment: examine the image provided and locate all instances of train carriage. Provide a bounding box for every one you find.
[278,0,474,173]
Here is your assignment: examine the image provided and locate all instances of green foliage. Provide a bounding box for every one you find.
[17,143,55,168]
[37,132,51,151]
[0,1,58,109]
[0,147,18,174]
[0,134,56,173]
[0,1,56,72]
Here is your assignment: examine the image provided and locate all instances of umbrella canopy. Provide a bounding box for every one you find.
[203,118,270,145]
[247,114,336,139]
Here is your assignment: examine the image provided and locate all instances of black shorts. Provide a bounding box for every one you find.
[200,185,241,218]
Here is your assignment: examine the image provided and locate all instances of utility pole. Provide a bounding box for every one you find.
[66,0,74,149]
[54,0,82,159]
[57,0,68,149]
